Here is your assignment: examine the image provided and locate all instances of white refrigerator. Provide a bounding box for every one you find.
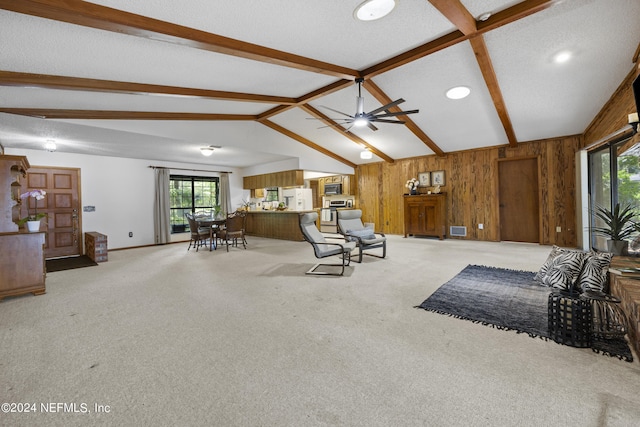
[282,188,313,211]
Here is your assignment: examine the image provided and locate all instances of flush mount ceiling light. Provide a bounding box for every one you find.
[200,146,215,156]
[477,12,492,22]
[354,0,396,21]
[360,149,373,160]
[44,139,57,152]
[554,50,572,64]
[446,86,471,100]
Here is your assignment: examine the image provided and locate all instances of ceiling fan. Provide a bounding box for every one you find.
[312,78,419,131]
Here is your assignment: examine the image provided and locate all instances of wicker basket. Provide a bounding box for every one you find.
[548,290,591,348]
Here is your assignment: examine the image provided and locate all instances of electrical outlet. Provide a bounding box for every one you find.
[478,223,484,230]
[129,232,133,237]
[556,226,561,233]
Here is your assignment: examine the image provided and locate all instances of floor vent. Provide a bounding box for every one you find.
[450,226,467,237]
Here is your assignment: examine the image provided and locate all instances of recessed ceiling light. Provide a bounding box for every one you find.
[446,86,471,100]
[554,51,572,64]
[354,0,396,21]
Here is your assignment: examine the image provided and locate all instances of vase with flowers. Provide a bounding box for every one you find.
[18,189,47,232]
[405,178,419,195]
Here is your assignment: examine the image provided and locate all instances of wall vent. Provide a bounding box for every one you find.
[450,226,467,237]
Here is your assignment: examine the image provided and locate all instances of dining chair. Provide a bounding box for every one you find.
[218,211,246,251]
[185,213,211,251]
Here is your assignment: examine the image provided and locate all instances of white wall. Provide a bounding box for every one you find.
[5,148,244,249]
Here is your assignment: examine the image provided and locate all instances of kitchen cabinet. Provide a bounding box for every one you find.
[403,194,447,239]
[319,175,355,196]
[243,170,303,189]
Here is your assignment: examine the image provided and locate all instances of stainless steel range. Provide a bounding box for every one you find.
[320,200,347,233]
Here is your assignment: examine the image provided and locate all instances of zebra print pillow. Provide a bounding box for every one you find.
[541,251,586,291]
[577,251,613,293]
[534,246,563,283]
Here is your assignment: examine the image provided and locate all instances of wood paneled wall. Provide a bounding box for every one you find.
[355,135,582,247]
[583,66,639,147]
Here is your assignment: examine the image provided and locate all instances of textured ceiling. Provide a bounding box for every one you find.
[0,0,639,171]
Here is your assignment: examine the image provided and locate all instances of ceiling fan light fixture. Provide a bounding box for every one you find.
[360,149,373,160]
[200,146,215,157]
[353,116,369,127]
[446,86,471,100]
[354,0,396,21]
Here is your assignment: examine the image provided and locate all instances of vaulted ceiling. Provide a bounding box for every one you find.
[1,0,639,171]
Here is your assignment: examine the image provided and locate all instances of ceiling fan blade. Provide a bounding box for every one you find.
[373,109,419,119]
[369,118,406,124]
[366,122,379,131]
[306,117,353,122]
[367,98,406,115]
[317,121,352,129]
[318,105,354,118]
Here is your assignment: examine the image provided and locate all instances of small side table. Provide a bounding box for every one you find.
[548,290,592,348]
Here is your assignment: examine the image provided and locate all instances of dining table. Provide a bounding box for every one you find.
[196,217,227,250]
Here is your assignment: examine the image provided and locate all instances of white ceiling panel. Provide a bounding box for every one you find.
[87,0,456,69]
[485,0,640,141]
[1,0,639,169]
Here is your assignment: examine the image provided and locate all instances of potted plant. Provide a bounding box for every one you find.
[212,205,224,220]
[592,202,637,255]
[17,189,48,232]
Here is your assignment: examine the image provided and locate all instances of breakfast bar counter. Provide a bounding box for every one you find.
[244,209,318,241]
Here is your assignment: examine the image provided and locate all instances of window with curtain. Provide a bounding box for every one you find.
[588,137,640,250]
[170,175,219,233]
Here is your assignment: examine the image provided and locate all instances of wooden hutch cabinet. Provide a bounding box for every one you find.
[0,155,46,301]
[403,194,447,240]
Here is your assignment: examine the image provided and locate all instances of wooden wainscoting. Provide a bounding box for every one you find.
[355,134,581,247]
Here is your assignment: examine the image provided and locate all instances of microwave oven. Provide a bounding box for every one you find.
[324,183,342,195]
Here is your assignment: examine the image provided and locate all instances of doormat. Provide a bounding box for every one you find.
[46,255,98,273]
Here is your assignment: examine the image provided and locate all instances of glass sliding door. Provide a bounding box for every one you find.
[588,136,640,251]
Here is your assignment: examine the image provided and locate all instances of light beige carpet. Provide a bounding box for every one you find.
[1,235,640,426]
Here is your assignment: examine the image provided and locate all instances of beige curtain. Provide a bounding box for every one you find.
[153,168,171,244]
[219,172,232,216]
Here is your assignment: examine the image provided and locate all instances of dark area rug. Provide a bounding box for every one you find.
[46,255,98,273]
[416,265,633,362]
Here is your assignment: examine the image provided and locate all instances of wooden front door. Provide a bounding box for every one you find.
[23,167,82,259]
[498,158,540,243]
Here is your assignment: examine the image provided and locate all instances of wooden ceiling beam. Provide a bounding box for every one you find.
[362,0,553,79]
[428,0,477,35]
[476,0,555,34]
[257,79,355,120]
[0,71,297,105]
[0,109,256,120]
[469,35,518,147]
[363,79,444,157]
[299,104,395,163]
[259,120,357,169]
[0,0,359,80]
